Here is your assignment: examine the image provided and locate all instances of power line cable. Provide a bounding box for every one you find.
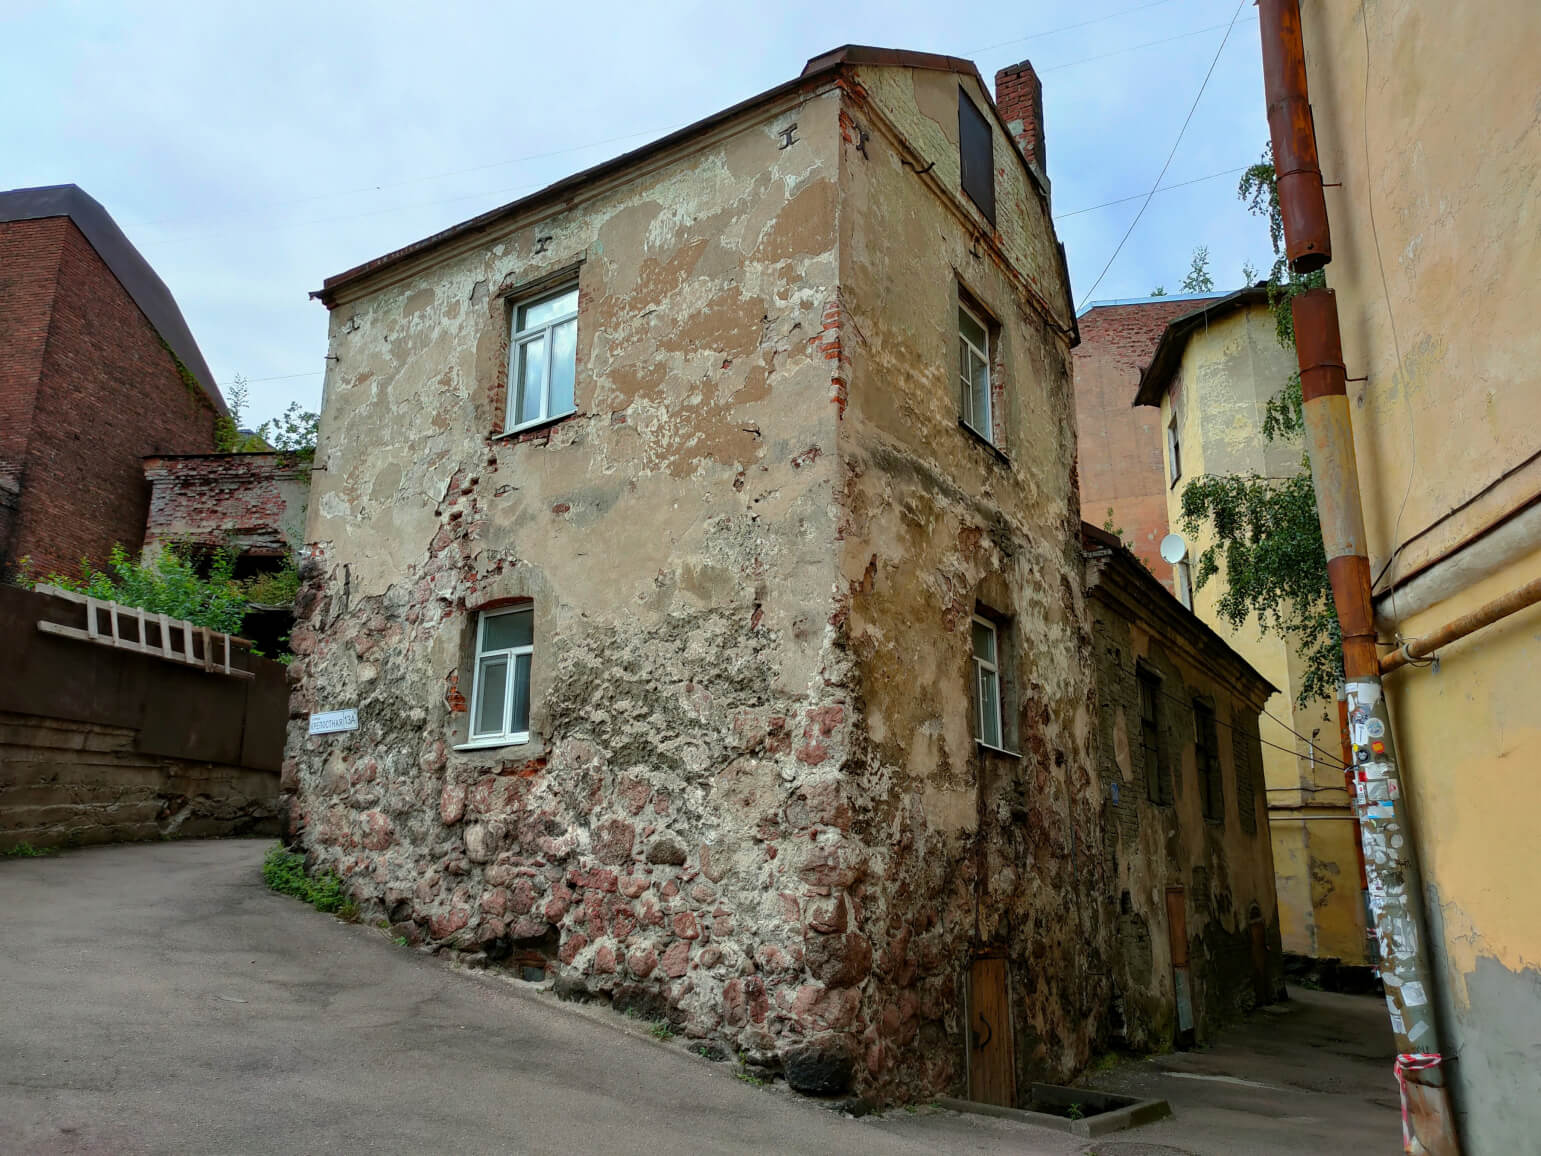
[966,0,1185,56]
[1042,14,1257,75]
[1074,0,1251,311]
[129,121,691,232]
[1054,165,1248,220]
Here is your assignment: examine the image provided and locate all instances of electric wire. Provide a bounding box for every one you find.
[1054,165,1249,221]
[1358,0,1416,636]
[1145,677,1349,771]
[1074,0,1250,311]
[966,0,1185,56]
[1259,704,1348,769]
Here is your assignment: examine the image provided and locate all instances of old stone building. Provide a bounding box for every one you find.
[1084,524,1283,1049]
[0,184,226,579]
[287,46,1107,1104]
[1133,287,1370,981]
[142,451,309,572]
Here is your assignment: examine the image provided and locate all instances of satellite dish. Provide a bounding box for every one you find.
[1159,533,1189,565]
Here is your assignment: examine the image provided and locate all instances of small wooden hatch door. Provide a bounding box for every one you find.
[1166,886,1195,1048]
[967,954,1016,1106]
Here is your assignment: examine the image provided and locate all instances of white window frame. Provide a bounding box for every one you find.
[1174,559,1193,610]
[972,614,1005,751]
[506,284,578,434]
[959,300,994,443]
[466,606,533,748]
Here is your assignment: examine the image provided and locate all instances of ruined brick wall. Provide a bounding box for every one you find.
[0,217,220,578]
[288,83,874,1086]
[1086,544,1282,1048]
[143,452,309,560]
[1073,297,1222,586]
[830,65,1104,1101]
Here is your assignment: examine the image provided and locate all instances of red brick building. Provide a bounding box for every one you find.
[1073,293,1222,585]
[0,184,226,579]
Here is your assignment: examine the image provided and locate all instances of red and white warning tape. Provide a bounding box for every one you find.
[1393,1052,1442,1153]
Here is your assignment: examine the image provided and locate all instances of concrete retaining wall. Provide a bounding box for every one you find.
[0,583,286,849]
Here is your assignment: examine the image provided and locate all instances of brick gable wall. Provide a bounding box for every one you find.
[1073,297,1223,584]
[5,218,219,577]
[0,217,68,560]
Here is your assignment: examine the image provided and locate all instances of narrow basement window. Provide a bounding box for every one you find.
[469,605,533,745]
[507,284,578,432]
[959,300,993,442]
[972,615,1004,749]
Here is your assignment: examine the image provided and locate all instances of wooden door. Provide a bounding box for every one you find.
[1165,887,1195,1047]
[967,955,1016,1106]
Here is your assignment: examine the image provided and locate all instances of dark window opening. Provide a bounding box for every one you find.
[958,88,996,225]
[1194,701,1223,824]
[1138,668,1170,804]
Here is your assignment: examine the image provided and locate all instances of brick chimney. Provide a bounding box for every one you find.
[995,60,1046,174]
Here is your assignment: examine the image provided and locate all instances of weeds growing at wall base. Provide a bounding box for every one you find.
[262,844,357,919]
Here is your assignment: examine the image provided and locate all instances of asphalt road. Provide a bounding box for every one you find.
[0,839,1086,1156]
[1,839,1400,1155]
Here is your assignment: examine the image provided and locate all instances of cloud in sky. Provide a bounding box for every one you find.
[1,0,1272,426]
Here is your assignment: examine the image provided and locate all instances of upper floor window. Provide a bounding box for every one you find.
[1166,415,1182,485]
[1194,700,1223,824]
[470,605,533,745]
[1174,559,1193,610]
[507,285,578,432]
[972,615,1004,749]
[1138,667,1171,804]
[958,88,996,225]
[959,301,993,442]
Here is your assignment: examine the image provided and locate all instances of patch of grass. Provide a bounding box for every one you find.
[734,1070,765,1088]
[393,935,410,947]
[1066,1102,1085,1121]
[262,844,354,916]
[3,842,58,858]
[649,1021,675,1041]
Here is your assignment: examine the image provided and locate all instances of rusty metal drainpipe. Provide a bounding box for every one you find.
[1260,1,1462,1152]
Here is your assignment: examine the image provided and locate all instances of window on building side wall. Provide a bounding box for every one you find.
[958,88,996,225]
[470,605,533,744]
[1166,415,1182,485]
[1174,559,1193,610]
[1138,668,1170,804]
[959,301,993,442]
[507,285,578,432]
[972,615,1004,749]
[1194,700,1223,823]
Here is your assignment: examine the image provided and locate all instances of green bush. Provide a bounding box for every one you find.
[36,544,249,635]
[262,845,354,917]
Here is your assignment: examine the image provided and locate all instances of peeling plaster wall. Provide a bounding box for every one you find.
[287,85,870,1077]
[1154,304,1368,967]
[1294,7,1541,1144]
[287,59,1091,1107]
[832,66,1099,1096]
[1086,552,1282,1049]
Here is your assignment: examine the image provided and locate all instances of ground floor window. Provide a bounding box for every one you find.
[973,614,1004,749]
[470,605,533,744]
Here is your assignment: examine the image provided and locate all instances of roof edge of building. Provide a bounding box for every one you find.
[315,43,1054,308]
[0,184,227,416]
[1132,284,1272,408]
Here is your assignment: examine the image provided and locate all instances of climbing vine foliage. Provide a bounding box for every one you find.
[1177,147,1343,707]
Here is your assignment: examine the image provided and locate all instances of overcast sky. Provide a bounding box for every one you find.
[3,0,1271,427]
